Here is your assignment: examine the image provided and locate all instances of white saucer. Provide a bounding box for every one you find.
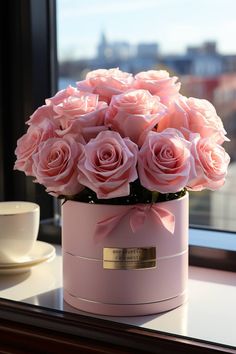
[0,265,40,275]
[0,241,55,273]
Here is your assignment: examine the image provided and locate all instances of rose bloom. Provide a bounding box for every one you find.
[138,129,195,193]
[46,85,78,106]
[32,135,84,197]
[26,104,57,126]
[76,68,134,103]
[133,70,180,105]
[14,119,57,176]
[105,89,167,146]
[45,86,107,142]
[157,95,228,144]
[46,86,103,118]
[77,130,138,199]
[53,110,107,144]
[187,134,230,191]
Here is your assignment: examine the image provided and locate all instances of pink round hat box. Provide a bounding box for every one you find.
[62,192,188,316]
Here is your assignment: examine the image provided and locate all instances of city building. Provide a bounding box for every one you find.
[97,32,131,63]
[95,32,159,72]
[137,43,159,59]
[162,41,222,77]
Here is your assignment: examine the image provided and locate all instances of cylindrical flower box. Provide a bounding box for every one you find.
[62,192,188,316]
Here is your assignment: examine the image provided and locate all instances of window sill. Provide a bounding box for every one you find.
[0,234,236,353]
[189,228,236,271]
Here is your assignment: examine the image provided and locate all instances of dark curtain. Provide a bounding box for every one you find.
[0,0,58,219]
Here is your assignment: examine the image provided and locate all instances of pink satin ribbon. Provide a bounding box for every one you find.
[95,204,175,241]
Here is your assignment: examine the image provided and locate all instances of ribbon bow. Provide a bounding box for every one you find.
[95,204,175,241]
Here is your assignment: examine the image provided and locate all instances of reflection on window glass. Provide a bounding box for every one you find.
[57,0,236,232]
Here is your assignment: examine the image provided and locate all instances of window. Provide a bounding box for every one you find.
[57,0,236,233]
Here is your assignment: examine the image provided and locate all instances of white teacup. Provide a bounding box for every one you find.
[0,201,40,263]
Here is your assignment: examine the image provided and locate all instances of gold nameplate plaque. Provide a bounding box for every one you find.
[103,247,156,270]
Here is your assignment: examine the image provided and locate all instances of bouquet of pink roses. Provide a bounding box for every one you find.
[14,68,230,204]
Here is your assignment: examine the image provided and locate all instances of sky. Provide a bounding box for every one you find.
[57,0,236,61]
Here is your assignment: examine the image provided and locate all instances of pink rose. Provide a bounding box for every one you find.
[157,96,228,144]
[53,107,107,144]
[32,136,84,197]
[187,135,230,191]
[105,89,167,146]
[45,86,108,142]
[46,85,78,106]
[76,68,134,103]
[133,70,180,105]
[77,130,138,199]
[27,105,57,126]
[14,119,57,176]
[46,86,103,118]
[138,129,194,193]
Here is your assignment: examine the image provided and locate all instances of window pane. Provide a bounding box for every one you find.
[56,0,236,232]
